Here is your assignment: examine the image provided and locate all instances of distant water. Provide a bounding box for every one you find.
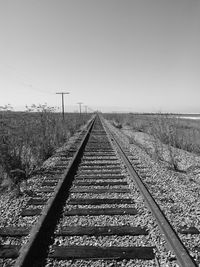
[178,116,200,120]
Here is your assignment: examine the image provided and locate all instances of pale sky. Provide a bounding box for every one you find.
[0,0,200,113]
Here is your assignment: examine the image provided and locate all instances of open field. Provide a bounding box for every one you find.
[104,113,200,156]
[0,106,90,193]
[1,111,200,193]
[0,115,200,266]
[103,113,200,175]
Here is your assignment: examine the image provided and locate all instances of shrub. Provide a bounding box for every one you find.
[0,104,90,195]
[147,114,194,171]
[113,121,122,129]
[105,112,200,171]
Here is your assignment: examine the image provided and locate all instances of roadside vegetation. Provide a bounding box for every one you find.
[0,104,90,195]
[104,113,200,172]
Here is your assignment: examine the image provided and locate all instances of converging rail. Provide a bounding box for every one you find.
[102,116,197,267]
[0,114,197,266]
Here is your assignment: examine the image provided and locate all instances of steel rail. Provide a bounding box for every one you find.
[14,115,96,267]
[102,117,197,267]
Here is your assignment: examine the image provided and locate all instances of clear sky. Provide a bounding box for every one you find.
[0,0,200,113]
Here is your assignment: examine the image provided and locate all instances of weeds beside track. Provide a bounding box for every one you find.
[0,105,90,194]
[0,114,197,266]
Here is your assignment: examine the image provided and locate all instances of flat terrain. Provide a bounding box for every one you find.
[1,113,200,266]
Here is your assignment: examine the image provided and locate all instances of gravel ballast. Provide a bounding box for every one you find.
[0,121,92,266]
[105,119,200,265]
[1,117,199,266]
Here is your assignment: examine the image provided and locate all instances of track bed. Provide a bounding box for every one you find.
[0,115,197,266]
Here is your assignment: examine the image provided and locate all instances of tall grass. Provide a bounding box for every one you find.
[0,104,90,195]
[104,112,200,171]
[105,113,200,154]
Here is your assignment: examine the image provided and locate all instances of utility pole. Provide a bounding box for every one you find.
[77,102,83,123]
[56,92,70,121]
[84,105,87,114]
[77,102,83,115]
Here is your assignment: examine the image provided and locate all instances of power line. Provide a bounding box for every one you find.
[88,107,95,113]
[0,62,54,95]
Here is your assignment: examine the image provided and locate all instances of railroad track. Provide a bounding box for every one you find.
[0,114,197,266]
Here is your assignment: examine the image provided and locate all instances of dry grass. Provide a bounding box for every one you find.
[104,112,200,171]
[105,113,200,154]
[0,104,90,195]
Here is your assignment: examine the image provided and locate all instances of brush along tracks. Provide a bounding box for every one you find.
[0,115,197,266]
